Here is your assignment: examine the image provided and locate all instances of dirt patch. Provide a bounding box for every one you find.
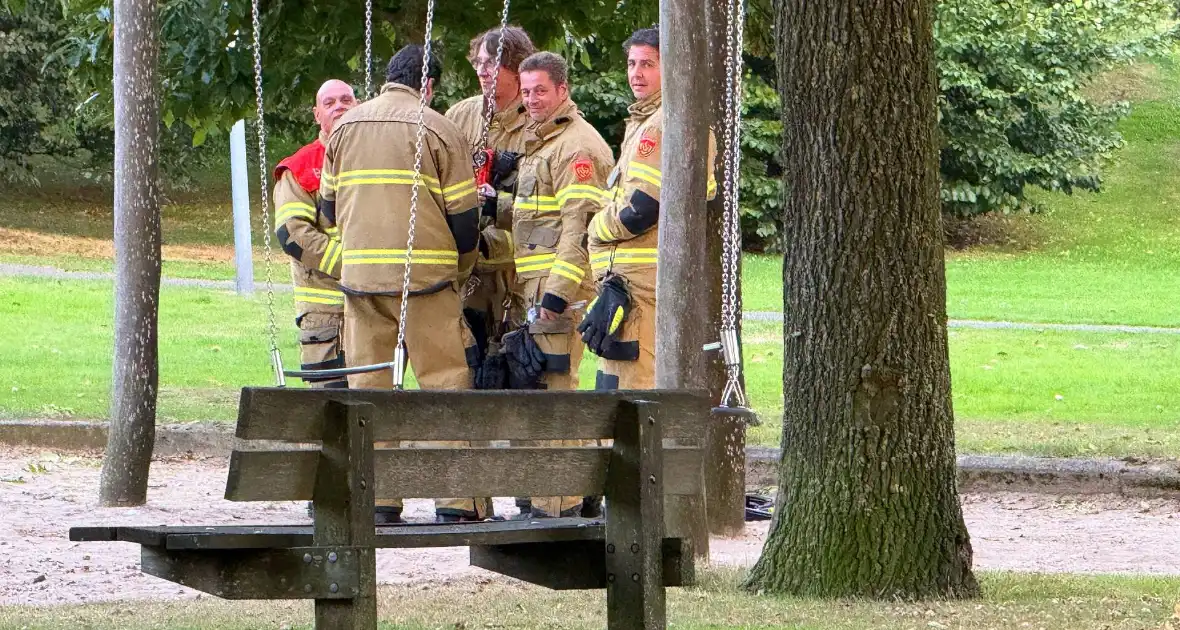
[0,227,237,264]
[1083,61,1164,105]
[2,447,1178,606]
[942,211,1045,252]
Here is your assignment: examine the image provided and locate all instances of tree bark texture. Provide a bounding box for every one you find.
[655,0,713,560]
[702,0,748,537]
[743,0,978,598]
[100,0,162,507]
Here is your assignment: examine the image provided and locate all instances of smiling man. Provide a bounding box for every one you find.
[272,79,358,391]
[498,51,613,518]
[582,26,717,391]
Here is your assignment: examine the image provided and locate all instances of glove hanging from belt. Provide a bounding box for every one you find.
[474,348,509,390]
[578,274,639,361]
[500,326,547,389]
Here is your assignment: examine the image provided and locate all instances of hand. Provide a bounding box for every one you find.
[478,183,496,199]
[538,307,560,321]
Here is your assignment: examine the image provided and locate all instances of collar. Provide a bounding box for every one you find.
[629,91,662,119]
[491,96,529,133]
[380,82,422,99]
[528,100,578,143]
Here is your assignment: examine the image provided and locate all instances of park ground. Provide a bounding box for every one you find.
[1,446,1180,628]
[3,51,1180,461]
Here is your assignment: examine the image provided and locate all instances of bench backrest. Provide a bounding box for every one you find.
[225,388,711,504]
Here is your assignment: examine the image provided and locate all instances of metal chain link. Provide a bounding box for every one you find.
[476,0,512,154]
[718,0,748,407]
[392,0,437,388]
[363,0,374,98]
[250,0,284,385]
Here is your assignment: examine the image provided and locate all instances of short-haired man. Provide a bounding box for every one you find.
[445,26,535,370]
[505,51,613,517]
[272,79,357,391]
[582,26,717,390]
[320,45,486,524]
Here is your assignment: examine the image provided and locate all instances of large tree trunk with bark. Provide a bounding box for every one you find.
[99,0,161,507]
[743,0,978,598]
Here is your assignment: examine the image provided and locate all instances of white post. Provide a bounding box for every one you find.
[229,119,255,296]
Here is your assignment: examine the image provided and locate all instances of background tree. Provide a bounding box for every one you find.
[742,0,978,598]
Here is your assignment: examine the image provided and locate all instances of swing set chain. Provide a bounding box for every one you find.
[476,0,512,155]
[363,0,374,98]
[717,0,747,408]
[393,0,437,388]
[249,0,284,386]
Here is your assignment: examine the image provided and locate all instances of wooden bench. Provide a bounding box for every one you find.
[70,388,713,629]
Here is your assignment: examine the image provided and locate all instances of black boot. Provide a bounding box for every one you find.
[435,509,481,523]
[374,506,404,525]
[580,496,604,518]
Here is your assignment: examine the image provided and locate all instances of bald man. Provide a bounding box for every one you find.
[272,80,358,391]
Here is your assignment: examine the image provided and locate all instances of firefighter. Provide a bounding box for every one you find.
[581,26,717,390]
[501,51,614,518]
[272,79,357,391]
[445,26,535,519]
[445,26,535,362]
[319,45,487,524]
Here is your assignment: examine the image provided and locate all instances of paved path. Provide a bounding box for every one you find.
[5,262,1180,334]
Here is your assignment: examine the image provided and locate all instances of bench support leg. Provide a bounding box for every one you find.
[606,400,666,630]
[313,400,378,629]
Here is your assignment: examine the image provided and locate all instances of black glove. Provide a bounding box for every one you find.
[474,352,508,389]
[501,327,546,388]
[490,150,523,190]
[578,274,633,358]
[463,308,490,365]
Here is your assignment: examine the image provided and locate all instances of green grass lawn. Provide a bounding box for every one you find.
[739,55,1180,324]
[3,571,1179,629]
[6,276,1179,458]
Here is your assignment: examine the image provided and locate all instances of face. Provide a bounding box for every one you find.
[520,69,568,122]
[473,40,520,104]
[313,80,357,135]
[626,44,661,100]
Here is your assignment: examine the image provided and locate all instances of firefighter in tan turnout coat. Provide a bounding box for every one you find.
[319,46,487,524]
[445,26,535,358]
[583,27,717,390]
[500,52,614,517]
[272,79,357,390]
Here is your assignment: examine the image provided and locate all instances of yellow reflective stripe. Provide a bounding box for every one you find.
[616,248,657,254]
[516,253,557,264]
[294,287,345,305]
[516,262,554,273]
[343,248,457,257]
[592,216,614,242]
[629,162,662,179]
[550,263,585,284]
[442,179,477,203]
[513,195,561,213]
[276,202,316,225]
[335,169,441,186]
[556,184,608,207]
[343,257,457,265]
[295,287,344,296]
[321,172,337,192]
[609,247,658,265]
[325,226,339,236]
[319,238,343,273]
[628,168,662,189]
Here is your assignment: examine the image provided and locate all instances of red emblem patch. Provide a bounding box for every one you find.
[572,158,594,182]
[637,133,658,158]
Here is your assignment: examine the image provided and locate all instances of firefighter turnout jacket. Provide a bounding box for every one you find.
[320,83,481,296]
[272,133,345,314]
[513,99,615,314]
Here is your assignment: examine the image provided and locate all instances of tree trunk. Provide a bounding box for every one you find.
[743,0,978,598]
[702,0,748,538]
[99,0,161,507]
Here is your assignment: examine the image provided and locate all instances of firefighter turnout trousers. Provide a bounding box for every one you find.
[343,287,491,519]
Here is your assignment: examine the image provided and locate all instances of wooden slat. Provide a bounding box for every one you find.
[225,447,703,502]
[235,388,710,442]
[140,546,360,600]
[469,538,692,590]
[89,519,611,551]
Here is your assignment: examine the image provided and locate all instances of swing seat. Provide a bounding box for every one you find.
[711,405,760,426]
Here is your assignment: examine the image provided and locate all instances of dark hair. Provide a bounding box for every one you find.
[386,45,443,91]
[623,26,659,55]
[518,52,568,86]
[468,26,536,74]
